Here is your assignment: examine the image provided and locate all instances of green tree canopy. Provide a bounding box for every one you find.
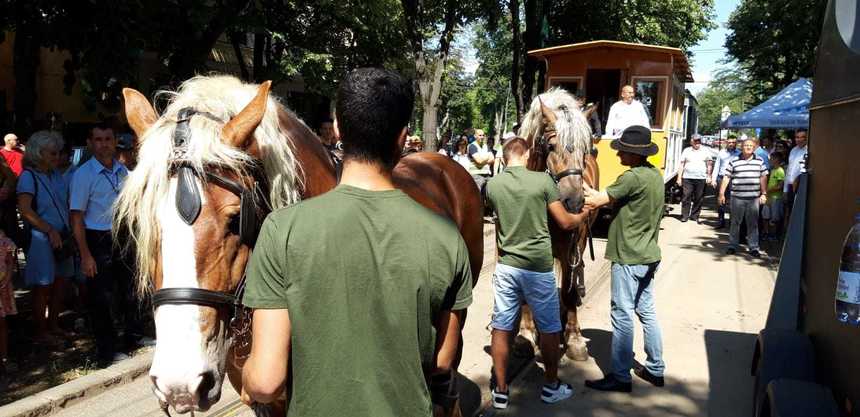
[725,0,826,103]
[695,66,753,134]
[547,0,716,52]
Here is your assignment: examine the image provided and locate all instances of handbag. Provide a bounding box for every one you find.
[30,171,77,261]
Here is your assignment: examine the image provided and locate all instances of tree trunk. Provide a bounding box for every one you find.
[12,28,41,134]
[253,32,265,82]
[401,0,458,153]
[229,32,251,81]
[509,0,523,121]
[168,0,250,82]
[521,0,542,110]
[418,57,446,152]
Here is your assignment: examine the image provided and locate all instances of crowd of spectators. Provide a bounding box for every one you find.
[0,125,152,388]
[700,130,808,256]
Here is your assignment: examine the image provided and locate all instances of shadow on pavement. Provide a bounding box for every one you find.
[704,329,756,416]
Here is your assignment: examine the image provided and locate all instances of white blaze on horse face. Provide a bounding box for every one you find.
[150,178,211,410]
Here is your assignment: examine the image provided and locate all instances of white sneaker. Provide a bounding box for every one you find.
[491,387,509,409]
[138,337,156,347]
[112,352,130,363]
[541,380,574,404]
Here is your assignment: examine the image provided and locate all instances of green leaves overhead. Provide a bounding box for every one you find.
[547,0,716,52]
[724,0,826,103]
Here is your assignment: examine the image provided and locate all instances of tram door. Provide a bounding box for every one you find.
[586,69,621,129]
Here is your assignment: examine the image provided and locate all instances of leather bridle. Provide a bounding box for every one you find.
[536,133,585,184]
[150,107,268,319]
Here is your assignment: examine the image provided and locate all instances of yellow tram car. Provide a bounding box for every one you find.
[529,40,697,188]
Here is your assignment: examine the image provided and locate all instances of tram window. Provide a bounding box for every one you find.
[633,78,665,128]
[548,77,582,95]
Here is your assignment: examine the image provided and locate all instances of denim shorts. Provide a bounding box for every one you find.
[491,263,562,333]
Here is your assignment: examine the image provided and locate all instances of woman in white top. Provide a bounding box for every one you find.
[452,137,471,170]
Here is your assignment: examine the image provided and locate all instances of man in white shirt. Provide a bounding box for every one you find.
[676,135,713,223]
[467,129,495,191]
[709,136,740,228]
[604,85,651,137]
[783,129,808,221]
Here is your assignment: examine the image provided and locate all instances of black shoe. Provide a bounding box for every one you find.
[749,249,760,258]
[680,217,688,223]
[695,218,702,224]
[716,221,725,229]
[585,375,632,393]
[634,365,665,387]
[726,248,736,255]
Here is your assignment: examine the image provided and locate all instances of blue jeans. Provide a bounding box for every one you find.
[491,263,562,333]
[610,262,664,382]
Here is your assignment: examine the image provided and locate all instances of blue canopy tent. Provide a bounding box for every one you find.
[721,78,812,129]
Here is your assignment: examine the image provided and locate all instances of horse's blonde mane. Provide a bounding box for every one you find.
[518,88,593,168]
[114,75,304,296]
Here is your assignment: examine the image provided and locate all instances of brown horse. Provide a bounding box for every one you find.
[116,76,482,416]
[517,88,599,361]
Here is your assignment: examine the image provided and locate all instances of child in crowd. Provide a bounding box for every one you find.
[0,229,18,388]
[763,152,785,241]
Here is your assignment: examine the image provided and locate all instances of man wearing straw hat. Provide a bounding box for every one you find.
[583,125,666,393]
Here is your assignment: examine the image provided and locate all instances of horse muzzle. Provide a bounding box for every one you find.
[151,369,221,414]
[563,196,585,214]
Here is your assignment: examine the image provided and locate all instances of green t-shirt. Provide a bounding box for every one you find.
[242,184,473,417]
[486,166,560,272]
[767,166,785,201]
[605,162,664,265]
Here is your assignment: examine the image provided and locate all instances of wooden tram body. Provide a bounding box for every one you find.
[528,40,696,188]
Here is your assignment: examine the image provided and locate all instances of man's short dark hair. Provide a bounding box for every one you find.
[320,118,334,127]
[336,68,414,169]
[502,137,528,164]
[796,128,808,134]
[89,122,115,138]
[771,152,785,163]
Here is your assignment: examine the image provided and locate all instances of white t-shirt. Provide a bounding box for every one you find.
[680,146,713,180]
[452,152,471,170]
[467,141,492,175]
[784,145,808,192]
[604,100,651,137]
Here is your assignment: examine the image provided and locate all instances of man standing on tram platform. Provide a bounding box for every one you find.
[604,85,651,138]
[240,68,473,417]
[583,125,666,393]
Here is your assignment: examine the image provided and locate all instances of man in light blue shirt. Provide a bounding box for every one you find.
[709,136,740,229]
[70,124,140,367]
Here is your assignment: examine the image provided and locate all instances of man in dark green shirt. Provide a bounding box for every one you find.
[485,137,590,409]
[240,68,473,416]
[583,125,666,393]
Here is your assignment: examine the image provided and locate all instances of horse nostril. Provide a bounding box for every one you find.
[193,370,216,398]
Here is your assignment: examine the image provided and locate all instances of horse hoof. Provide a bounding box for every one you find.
[565,343,590,361]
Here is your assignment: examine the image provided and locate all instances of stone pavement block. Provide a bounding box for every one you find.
[0,351,153,417]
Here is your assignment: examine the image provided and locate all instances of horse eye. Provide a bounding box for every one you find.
[226,212,241,236]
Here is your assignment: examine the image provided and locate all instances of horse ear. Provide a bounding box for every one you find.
[222,81,272,151]
[123,88,158,139]
[538,96,557,124]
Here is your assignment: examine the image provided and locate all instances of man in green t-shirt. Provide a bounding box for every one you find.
[239,68,473,417]
[485,137,591,409]
[583,125,666,393]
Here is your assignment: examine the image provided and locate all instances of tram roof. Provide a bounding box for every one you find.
[528,40,693,82]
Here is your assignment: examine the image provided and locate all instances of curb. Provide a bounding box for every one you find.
[0,350,153,417]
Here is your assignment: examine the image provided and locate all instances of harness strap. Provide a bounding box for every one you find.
[553,168,583,182]
[152,287,236,308]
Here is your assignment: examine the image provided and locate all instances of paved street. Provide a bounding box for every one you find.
[48,201,776,417]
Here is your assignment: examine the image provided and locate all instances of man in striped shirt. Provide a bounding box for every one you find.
[718,139,769,257]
